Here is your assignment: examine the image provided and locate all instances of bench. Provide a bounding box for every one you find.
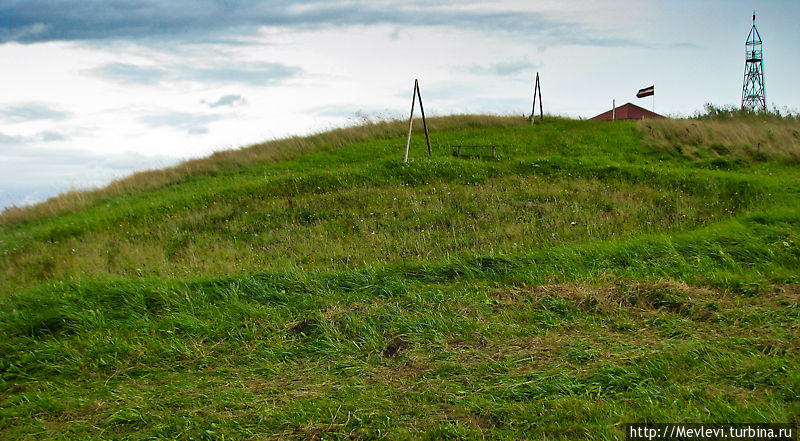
[451,145,500,158]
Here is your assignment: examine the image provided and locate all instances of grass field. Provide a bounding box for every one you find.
[1,113,798,440]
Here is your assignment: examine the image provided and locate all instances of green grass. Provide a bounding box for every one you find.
[1,115,798,439]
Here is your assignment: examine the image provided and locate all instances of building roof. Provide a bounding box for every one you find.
[590,102,664,121]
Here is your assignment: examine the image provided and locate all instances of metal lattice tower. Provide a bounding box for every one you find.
[741,12,766,111]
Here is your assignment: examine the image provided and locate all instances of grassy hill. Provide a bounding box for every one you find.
[1,114,798,440]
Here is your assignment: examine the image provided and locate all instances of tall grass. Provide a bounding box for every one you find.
[694,103,800,121]
[639,105,800,161]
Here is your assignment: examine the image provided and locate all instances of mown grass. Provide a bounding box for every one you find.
[1,114,799,439]
[0,115,525,226]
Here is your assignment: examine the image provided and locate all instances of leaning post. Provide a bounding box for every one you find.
[403,80,418,163]
[416,80,432,156]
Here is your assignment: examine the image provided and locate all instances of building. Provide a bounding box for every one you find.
[590,102,663,121]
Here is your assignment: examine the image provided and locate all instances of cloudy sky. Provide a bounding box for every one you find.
[1,0,798,209]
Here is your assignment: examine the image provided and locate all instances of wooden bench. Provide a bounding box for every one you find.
[451,145,500,158]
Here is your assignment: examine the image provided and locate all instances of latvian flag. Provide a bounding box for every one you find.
[637,85,654,98]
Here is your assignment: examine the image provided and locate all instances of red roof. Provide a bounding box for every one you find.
[590,102,663,121]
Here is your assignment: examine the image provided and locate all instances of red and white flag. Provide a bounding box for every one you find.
[637,85,654,98]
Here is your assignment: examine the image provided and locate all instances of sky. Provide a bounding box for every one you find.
[1,0,798,209]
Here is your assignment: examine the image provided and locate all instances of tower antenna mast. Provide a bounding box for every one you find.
[741,11,766,111]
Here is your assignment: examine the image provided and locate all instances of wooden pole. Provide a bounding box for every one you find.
[530,74,538,125]
[415,80,432,156]
[537,72,543,121]
[403,80,418,163]
[531,72,543,124]
[612,99,616,121]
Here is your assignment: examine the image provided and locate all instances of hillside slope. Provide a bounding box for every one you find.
[1,115,798,440]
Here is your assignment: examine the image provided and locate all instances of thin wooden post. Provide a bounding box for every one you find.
[415,80,432,156]
[403,80,418,163]
[530,72,543,124]
[537,73,543,121]
[532,75,537,124]
[612,99,616,121]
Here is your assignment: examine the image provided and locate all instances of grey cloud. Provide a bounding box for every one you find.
[0,130,69,145]
[207,94,247,108]
[0,1,344,43]
[0,143,174,171]
[90,61,301,86]
[467,58,541,77]
[400,82,476,102]
[89,62,169,84]
[139,112,222,135]
[38,131,69,142]
[0,146,180,209]
[2,22,50,42]
[392,82,527,113]
[98,151,178,170]
[0,103,71,122]
[311,104,401,119]
[0,1,642,48]
[671,42,703,50]
[182,62,300,85]
[0,132,23,144]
